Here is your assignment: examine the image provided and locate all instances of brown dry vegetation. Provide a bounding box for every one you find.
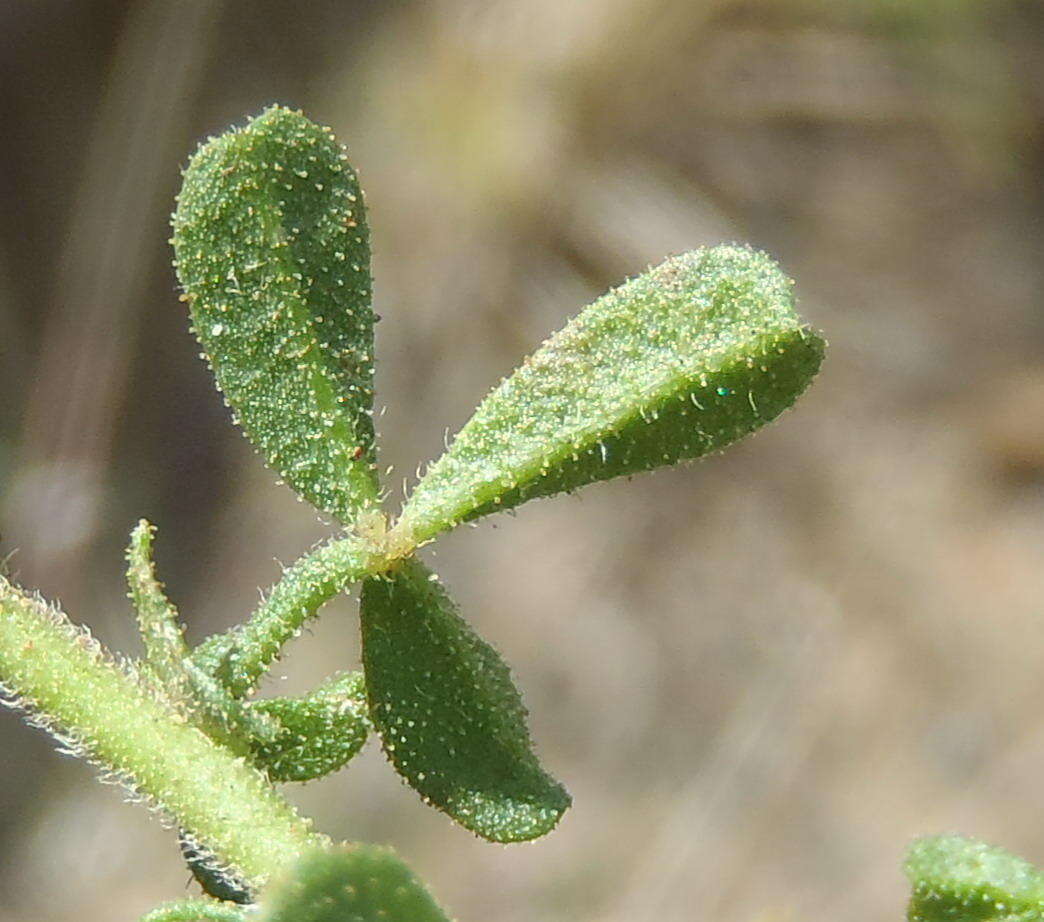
[1,1,1043,920]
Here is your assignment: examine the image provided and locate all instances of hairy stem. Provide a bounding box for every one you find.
[195,535,387,697]
[126,519,191,699]
[0,577,324,887]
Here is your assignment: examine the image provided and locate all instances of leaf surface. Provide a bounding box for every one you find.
[172,105,378,523]
[250,671,370,782]
[399,245,824,544]
[905,836,1044,922]
[140,899,246,922]
[360,557,570,842]
[259,846,450,922]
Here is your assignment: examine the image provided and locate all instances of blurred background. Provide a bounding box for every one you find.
[1,1,1043,919]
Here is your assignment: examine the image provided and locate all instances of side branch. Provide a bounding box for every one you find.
[195,535,384,697]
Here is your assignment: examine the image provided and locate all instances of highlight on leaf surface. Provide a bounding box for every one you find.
[259,846,450,922]
[398,244,824,544]
[905,835,1044,922]
[139,899,247,922]
[360,557,570,843]
[249,671,370,782]
[172,105,378,524]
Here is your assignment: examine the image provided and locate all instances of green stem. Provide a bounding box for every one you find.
[195,535,385,697]
[0,577,324,887]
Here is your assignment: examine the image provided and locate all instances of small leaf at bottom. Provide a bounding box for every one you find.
[259,846,450,922]
[360,557,570,842]
[249,671,370,782]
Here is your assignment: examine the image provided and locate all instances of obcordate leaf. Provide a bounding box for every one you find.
[249,671,370,782]
[905,836,1044,922]
[172,105,378,524]
[398,245,824,545]
[259,846,450,922]
[360,557,570,843]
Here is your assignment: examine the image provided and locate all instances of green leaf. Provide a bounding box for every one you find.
[249,671,370,782]
[905,836,1044,922]
[259,846,450,922]
[126,520,190,701]
[172,105,378,524]
[360,556,570,842]
[140,899,247,922]
[397,245,824,545]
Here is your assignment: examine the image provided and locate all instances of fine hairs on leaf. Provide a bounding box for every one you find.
[0,104,834,921]
[139,900,247,922]
[905,836,1044,922]
[249,670,370,782]
[397,244,824,546]
[172,105,379,526]
[361,556,570,842]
